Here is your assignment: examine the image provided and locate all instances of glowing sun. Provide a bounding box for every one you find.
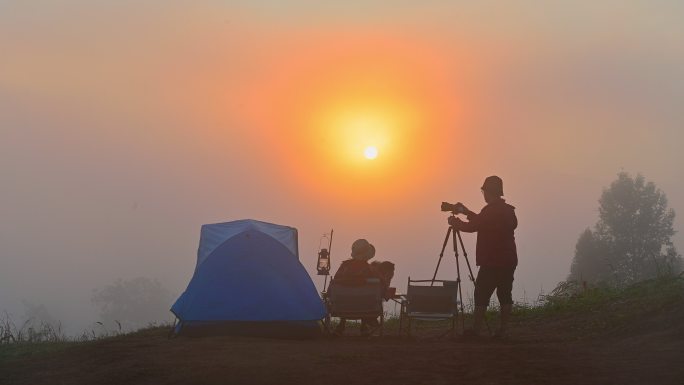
[364,146,378,160]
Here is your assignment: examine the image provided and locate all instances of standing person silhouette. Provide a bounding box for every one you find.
[449,176,518,338]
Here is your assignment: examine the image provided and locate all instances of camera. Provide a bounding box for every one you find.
[441,201,467,215]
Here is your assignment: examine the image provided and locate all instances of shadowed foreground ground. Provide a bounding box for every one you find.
[2,318,683,385]
[2,278,684,385]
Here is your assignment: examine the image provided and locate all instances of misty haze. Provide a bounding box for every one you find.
[1,2,683,385]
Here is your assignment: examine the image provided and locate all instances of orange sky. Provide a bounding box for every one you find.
[233,31,473,206]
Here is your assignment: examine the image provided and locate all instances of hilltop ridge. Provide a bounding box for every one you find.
[1,276,683,385]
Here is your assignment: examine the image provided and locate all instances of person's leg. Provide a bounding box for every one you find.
[335,318,347,334]
[495,267,515,336]
[498,304,512,333]
[360,317,380,336]
[471,267,496,335]
[472,305,487,333]
[360,319,367,335]
[360,318,372,336]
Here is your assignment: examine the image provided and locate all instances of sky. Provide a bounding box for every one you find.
[1,1,683,334]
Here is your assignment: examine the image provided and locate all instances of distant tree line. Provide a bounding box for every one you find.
[92,277,174,331]
[569,172,682,286]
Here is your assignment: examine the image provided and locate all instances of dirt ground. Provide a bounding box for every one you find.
[2,316,683,385]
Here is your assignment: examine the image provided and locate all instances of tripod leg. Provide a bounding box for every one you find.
[431,226,452,286]
[456,264,465,316]
[451,228,466,333]
[455,229,476,282]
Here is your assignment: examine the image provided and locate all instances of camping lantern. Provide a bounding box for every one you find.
[317,248,330,275]
[316,229,334,292]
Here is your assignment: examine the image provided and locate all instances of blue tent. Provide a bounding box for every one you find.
[171,219,326,337]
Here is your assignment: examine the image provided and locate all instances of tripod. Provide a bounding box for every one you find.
[431,215,488,334]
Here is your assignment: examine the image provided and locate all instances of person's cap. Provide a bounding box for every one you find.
[351,239,376,261]
[481,175,504,196]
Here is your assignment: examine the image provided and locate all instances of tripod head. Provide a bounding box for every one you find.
[446,213,464,231]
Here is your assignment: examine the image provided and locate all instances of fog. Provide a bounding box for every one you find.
[1,1,683,335]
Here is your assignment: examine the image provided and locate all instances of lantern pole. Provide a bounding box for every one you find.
[323,229,334,292]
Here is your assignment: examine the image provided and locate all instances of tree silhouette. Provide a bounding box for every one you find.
[92,277,173,331]
[570,228,613,283]
[570,172,682,285]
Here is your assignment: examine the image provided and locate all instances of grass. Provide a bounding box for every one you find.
[0,310,174,365]
[519,274,683,316]
[1,314,64,344]
[0,340,81,362]
[512,274,684,335]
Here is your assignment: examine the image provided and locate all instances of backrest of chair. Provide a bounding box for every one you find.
[406,280,458,314]
[328,278,383,315]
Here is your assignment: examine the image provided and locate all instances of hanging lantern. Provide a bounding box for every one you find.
[317,248,331,276]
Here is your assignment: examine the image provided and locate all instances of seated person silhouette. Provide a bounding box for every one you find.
[333,239,385,336]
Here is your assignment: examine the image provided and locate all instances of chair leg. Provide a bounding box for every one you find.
[399,312,403,335]
[324,314,331,333]
[380,314,384,337]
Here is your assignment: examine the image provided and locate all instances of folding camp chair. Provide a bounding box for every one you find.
[400,277,459,337]
[324,278,384,336]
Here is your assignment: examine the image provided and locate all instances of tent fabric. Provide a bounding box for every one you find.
[171,219,325,336]
[196,219,299,270]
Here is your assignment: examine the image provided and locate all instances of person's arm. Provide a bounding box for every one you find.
[449,203,480,232]
[463,206,477,218]
[457,215,480,232]
[448,214,480,233]
[509,210,518,231]
[452,204,496,233]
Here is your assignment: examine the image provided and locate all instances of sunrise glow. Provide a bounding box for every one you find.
[364,146,378,160]
[234,31,464,205]
[329,108,393,164]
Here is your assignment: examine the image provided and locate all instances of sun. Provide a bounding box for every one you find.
[364,146,378,160]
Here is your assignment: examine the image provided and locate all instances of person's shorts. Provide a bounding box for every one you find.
[474,266,515,306]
